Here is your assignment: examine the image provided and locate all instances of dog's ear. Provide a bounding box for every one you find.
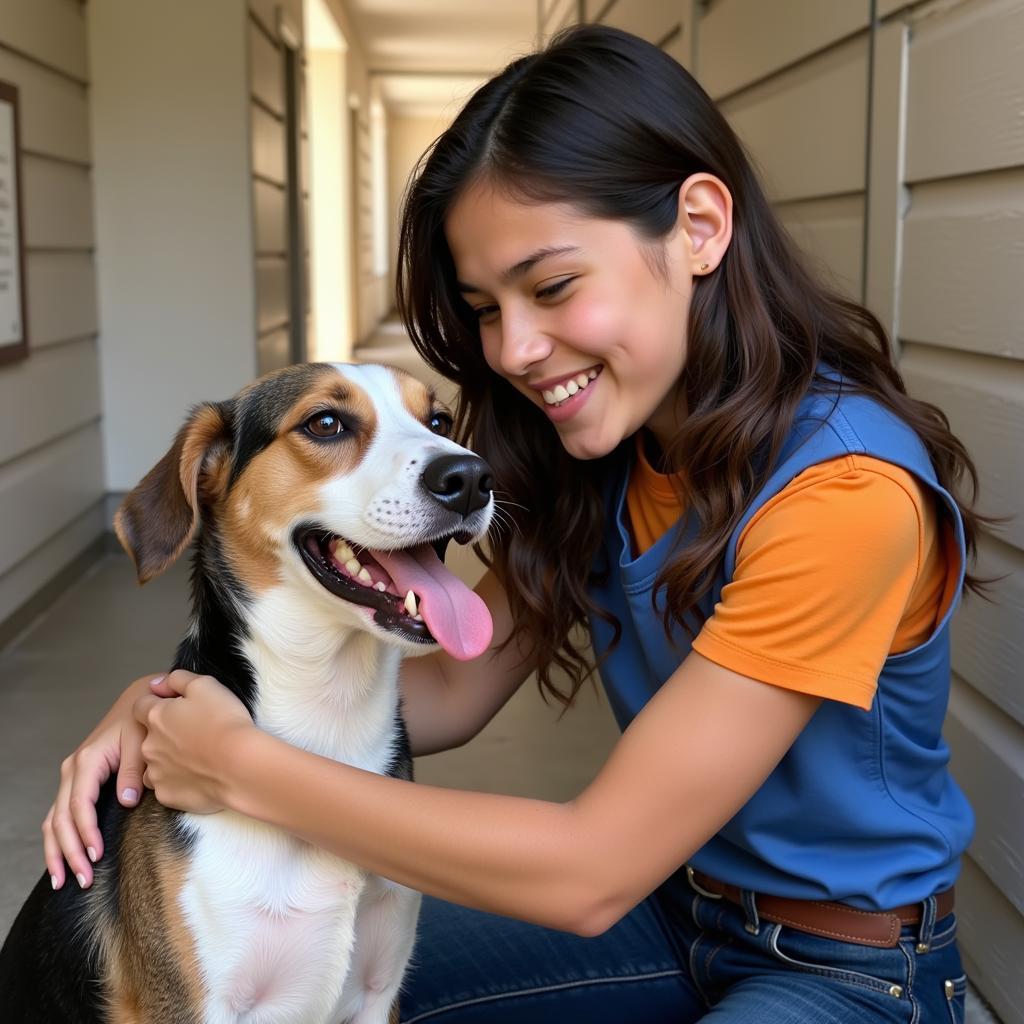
[115,401,234,583]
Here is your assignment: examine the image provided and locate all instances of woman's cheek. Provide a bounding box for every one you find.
[560,298,620,357]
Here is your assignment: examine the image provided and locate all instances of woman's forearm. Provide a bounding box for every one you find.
[223,727,609,934]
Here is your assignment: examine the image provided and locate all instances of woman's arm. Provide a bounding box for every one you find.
[141,652,820,936]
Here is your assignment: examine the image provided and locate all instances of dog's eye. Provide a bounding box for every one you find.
[429,412,453,437]
[305,412,344,438]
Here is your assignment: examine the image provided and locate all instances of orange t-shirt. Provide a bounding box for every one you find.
[625,433,957,710]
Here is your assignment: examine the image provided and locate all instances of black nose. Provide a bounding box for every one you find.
[421,454,493,518]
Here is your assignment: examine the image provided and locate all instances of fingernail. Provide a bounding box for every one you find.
[76,872,87,889]
[150,675,165,687]
[87,846,97,863]
[122,788,138,803]
[50,875,58,890]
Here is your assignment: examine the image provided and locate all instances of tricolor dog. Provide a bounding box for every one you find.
[0,362,495,1023]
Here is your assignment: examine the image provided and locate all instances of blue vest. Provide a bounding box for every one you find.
[587,380,974,910]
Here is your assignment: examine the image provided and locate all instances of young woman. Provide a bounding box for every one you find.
[46,25,984,1023]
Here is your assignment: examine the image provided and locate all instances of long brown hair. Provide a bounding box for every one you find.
[397,25,989,706]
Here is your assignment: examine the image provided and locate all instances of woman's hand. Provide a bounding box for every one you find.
[132,670,254,816]
[42,672,178,890]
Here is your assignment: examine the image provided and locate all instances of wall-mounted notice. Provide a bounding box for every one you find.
[0,81,27,365]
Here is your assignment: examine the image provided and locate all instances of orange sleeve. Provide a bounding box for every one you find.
[691,456,935,710]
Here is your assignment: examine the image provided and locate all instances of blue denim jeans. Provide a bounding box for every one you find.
[398,877,966,1023]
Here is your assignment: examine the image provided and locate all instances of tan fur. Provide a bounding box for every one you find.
[396,369,434,423]
[221,373,379,594]
[99,798,204,1024]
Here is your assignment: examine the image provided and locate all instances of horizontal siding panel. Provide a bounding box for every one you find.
[25,251,97,348]
[957,855,1024,1024]
[900,170,1024,360]
[0,499,104,627]
[949,535,1024,728]
[0,338,100,465]
[947,674,1024,917]
[905,0,1024,183]
[256,257,288,332]
[719,36,868,202]
[598,0,679,45]
[0,49,89,164]
[249,20,283,118]
[777,194,864,299]
[21,155,93,250]
[253,178,286,254]
[900,345,1024,551]
[0,423,103,578]
[0,0,88,82]
[251,102,286,185]
[700,0,870,99]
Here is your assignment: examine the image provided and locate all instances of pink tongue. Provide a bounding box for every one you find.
[372,545,492,661]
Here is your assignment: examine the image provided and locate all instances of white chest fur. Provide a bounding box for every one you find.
[178,587,412,1024]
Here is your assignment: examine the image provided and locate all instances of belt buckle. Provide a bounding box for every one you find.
[686,865,723,900]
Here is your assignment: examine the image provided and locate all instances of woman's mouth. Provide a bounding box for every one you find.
[541,366,601,407]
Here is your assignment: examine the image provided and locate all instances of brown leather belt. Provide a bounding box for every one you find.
[687,867,955,949]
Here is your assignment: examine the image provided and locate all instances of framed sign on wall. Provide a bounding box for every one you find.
[0,80,28,366]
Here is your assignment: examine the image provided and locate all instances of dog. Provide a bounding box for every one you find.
[0,362,495,1023]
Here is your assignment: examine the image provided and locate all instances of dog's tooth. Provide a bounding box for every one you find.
[358,567,372,584]
[575,373,589,388]
[413,613,423,621]
[374,581,387,592]
[404,590,418,617]
[345,558,361,575]
[552,384,570,402]
[338,542,354,561]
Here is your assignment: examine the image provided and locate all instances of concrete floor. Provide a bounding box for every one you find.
[0,327,621,935]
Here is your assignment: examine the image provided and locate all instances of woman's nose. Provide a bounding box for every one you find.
[498,316,553,378]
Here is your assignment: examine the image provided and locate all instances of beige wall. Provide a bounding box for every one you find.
[386,112,449,308]
[89,0,257,492]
[0,0,105,628]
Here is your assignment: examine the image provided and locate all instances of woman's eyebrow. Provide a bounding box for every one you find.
[457,246,581,293]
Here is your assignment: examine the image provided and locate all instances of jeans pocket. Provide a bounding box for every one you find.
[767,924,906,997]
[944,975,967,1024]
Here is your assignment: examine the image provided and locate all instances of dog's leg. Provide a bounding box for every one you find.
[332,876,421,1024]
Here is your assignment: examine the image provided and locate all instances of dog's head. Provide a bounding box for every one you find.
[115,362,495,661]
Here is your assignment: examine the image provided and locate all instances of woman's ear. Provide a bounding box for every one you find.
[115,401,234,584]
[675,173,733,276]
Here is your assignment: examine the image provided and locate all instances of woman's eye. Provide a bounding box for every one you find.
[537,277,576,300]
[305,412,345,438]
[474,304,499,321]
[429,412,454,437]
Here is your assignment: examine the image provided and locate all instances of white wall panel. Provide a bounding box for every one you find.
[699,0,869,99]
[25,252,98,348]
[0,425,104,578]
[21,156,94,250]
[0,339,101,466]
[256,257,288,332]
[947,675,1024,917]
[254,179,287,254]
[905,0,1024,183]
[950,536,1024,729]
[251,102,286,184]
[777,194,864,300]
[598,0,681,45]
[719,37,868,202]
[900,171,1024,360]
[0,49,90,164]
[957,855,1024,1024]
[900,344,1024,552]
[0,0,88,81]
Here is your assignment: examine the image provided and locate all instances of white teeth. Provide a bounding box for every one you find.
[540,369,601,406]
[588,369,597,379]
[358,567,372,584]
[338,542,354,562]
[413,613,423,621]
[404,590,418,617]
[542,389,556,404]
[345,558,361,575]
[575,373,589,388]
[566,380,579,396]
[374,581,387,592]
[552,384,570,402]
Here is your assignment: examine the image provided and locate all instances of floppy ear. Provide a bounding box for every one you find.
[115,402,233,583]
